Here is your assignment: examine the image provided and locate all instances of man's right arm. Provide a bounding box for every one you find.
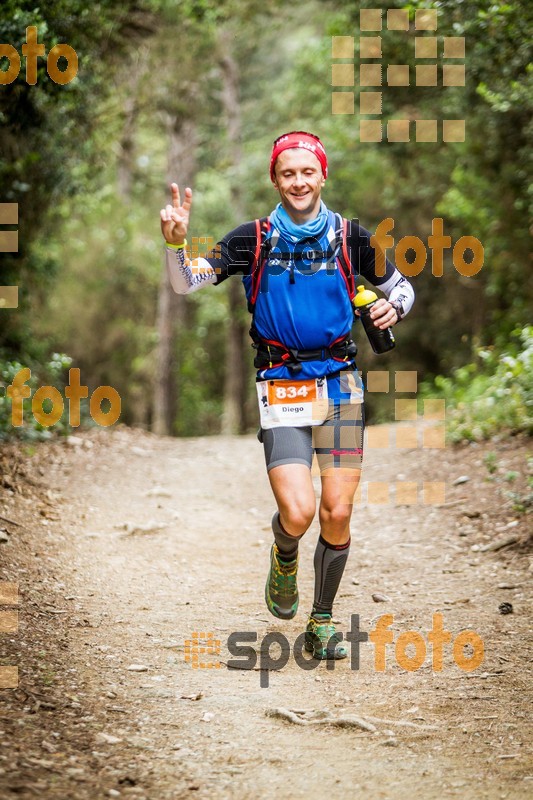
[165,221,257,295]
[165,244,218,295]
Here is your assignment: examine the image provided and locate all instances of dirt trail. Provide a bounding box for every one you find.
[0,424,531,799]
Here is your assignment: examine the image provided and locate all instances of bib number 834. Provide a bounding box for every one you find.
[275,384,309,399]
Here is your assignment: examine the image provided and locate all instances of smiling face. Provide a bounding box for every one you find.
[272,148,326,224]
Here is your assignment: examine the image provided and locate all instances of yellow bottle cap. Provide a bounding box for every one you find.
[353,284,378,307]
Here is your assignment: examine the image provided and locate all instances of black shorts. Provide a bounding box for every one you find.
[258,399,364,473]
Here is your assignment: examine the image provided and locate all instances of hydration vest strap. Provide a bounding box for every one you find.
[333,213,355,302]
[248,215,357,371]
[250,216,271,310]
[250,326,357,374]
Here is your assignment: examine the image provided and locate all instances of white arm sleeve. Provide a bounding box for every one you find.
[165,246,217,295]
[376,269,415,319]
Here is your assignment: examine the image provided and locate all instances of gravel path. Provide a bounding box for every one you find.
[0,425,531,799]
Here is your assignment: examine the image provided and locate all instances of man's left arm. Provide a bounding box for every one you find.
[370,271,415,328]
[348,222,415,329]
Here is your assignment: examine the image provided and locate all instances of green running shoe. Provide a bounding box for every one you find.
[304,614,348,660]
[265,544,299,620]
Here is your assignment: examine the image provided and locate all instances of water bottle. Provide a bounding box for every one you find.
[354,284,395,354]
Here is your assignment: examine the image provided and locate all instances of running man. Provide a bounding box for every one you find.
[160,131,414,659]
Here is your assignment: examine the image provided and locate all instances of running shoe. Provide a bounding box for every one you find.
[265,544,299,620]
[304,613,348,660]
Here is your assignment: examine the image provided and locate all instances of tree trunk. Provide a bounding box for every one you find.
[153,117,197,436]
[219,35,250,434]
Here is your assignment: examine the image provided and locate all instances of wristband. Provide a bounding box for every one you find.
[166,239,187,250]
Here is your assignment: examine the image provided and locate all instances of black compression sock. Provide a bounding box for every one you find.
[312,534,351,616]
[272,512,303,562]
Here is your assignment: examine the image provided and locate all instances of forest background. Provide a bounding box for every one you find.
[0,0,531,442]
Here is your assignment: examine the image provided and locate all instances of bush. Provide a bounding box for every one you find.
[0,353,75,441]
[422,326,533,443]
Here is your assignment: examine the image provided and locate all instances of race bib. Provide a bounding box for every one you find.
[257,378,329,429]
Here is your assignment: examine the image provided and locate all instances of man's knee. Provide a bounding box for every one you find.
[281,502,315,535]
[319,503,352,529]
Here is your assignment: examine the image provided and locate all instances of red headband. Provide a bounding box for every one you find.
[270,132,328,182]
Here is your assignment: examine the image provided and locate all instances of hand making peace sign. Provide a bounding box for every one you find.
[160,182,192,245]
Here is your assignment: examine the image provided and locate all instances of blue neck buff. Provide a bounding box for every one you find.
[269,200,329,243]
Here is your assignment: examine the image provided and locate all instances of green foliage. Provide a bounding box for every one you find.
[0,0,158,359]
[0,352,74,440]
[35,190,164,426]
[504,456,533,514]
[424,326,533,442]
[1,0,531,437]
[484,451,497,474]
[504,470,519,482]
[475,452,532,514]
